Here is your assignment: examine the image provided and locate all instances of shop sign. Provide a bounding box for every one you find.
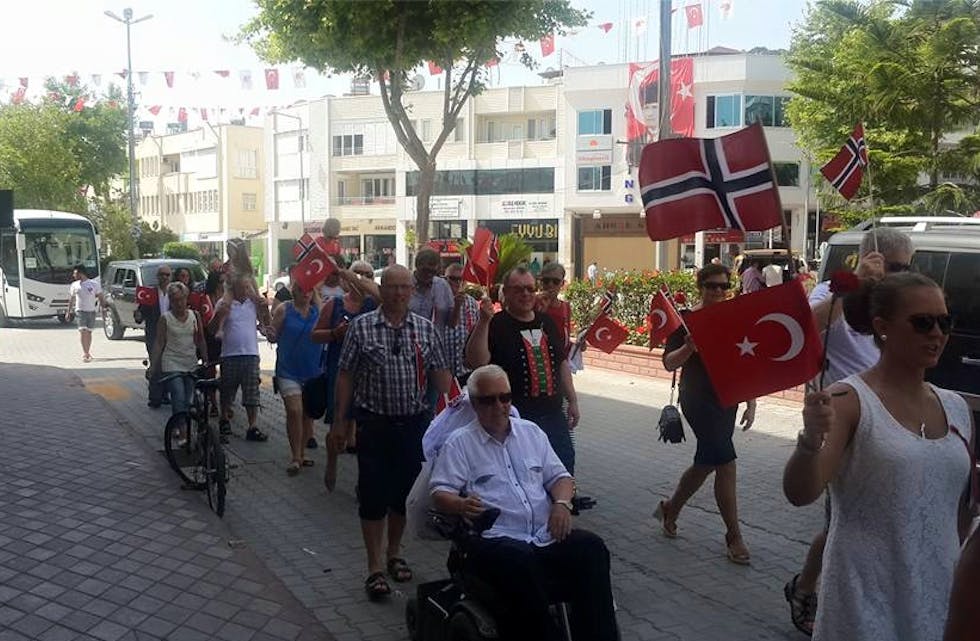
[576,149,614,165]
[575,134,613,152]
[582,216,647,235]
[484,218,558,240]
[497,198,551,217]
[429,198,462,219]
[428,239,461,256]
[622,178,638,205]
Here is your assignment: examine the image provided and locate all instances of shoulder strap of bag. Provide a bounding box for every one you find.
[669,369,677,406]
[950,425,978,508]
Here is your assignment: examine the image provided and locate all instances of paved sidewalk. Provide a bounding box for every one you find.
[0,363,333,641]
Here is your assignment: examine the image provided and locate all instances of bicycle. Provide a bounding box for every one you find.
[159,362,229,517]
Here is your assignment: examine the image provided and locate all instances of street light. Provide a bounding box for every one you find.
[270,111,306,227]
[105,8,153,247]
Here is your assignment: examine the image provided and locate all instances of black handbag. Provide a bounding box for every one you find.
[658,370,685,444]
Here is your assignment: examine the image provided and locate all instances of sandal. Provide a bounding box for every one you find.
[246,427,268,442]
[302,459,315,467]
[286,461,301,476]
[654,500,678,538]
[784,574,817,636]
[364,572,391,600]
[725,533,751,566]
[386,557,413,583]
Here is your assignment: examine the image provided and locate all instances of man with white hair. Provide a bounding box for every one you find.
[429,364,617,641]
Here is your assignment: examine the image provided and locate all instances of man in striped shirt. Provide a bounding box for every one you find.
[442,262,480,383]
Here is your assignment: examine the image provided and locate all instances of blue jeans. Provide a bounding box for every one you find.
[525,410,575,475]
[164,373,195,415]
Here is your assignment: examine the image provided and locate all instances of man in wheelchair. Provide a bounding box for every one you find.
[429,365,618,641]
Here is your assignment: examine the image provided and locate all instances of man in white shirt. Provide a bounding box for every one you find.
[67,264,104,363]
[429,365,617,641]
[586,261,598,284]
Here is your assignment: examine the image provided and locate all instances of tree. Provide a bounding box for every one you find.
[241,0,589,246]
[162,242,202,260]
[786,0,980,214]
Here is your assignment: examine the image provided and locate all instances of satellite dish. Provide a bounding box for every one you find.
[408,74,425,92]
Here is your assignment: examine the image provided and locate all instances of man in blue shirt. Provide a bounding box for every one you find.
[430,364,617,641]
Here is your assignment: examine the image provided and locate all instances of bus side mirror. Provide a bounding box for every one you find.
[14,233,25,252]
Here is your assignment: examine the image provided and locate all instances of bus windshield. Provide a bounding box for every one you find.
[22,225,98,285]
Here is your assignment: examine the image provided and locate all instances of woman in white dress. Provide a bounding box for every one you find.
[784,272,975,641]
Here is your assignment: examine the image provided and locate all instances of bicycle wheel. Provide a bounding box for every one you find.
[164,413,206,489]
[204,425,227,517]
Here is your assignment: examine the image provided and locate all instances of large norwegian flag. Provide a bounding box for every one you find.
[820,122,868,201]
[639,122,783,241]
[685,280,823,407]
[626,56,695,141]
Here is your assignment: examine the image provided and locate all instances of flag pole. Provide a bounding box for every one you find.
[863,123,879,253]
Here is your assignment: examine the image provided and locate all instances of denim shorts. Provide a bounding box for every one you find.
[276,376,303,398]
[76,310,96,331]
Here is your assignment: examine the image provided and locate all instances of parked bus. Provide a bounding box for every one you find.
[0,209,100,326]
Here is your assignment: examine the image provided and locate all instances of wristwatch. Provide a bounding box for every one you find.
[796,430,824,454]
[554,499,574,512]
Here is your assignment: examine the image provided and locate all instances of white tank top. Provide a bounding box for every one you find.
[160,311,198,373]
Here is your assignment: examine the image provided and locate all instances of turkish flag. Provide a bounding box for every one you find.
[188,292,215,324]
[685,280,823,407]
[148,105,162,116]
[73,98,85,112]
[294,244,338,293]
[685,4,705,28]
[540,33,555,57]
[598,22,614,33]
[177,108,188,123]
[647,290,683,349]
[585,313,629,354]
[435,377,463,415]
[136,286,158,307]
[427,61,443,75]
[462,227,498,287]
[640,122,783,241]
[265,68,280,90]
[626,56,695,140]
[164,71,174,88]
[214,70,230,78]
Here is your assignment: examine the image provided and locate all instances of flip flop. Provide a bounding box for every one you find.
[725,535,751,565]
[386,557,413,583]
[365,572,391,600]
[302,459,315,467]
[654,500,678,538]
[286,461,301,476]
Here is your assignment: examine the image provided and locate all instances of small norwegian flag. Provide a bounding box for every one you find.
[820,123,868,201]
[600,289,616,314]
[292,233,317,260]
[435,377,463,415]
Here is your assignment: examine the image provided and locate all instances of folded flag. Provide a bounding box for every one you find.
[685,280,823,407]
[820,122,868,201]
[435,377,463,415]
[640,122,783,241]
[462,227,499,287]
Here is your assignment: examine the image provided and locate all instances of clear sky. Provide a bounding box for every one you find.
[0,0,807,122]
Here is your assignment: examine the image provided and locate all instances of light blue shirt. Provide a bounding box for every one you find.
[429,416,571,547]
[410,275,454,332]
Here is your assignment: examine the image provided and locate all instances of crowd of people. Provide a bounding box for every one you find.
[82,223,975,641]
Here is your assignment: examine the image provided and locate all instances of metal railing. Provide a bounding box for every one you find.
[334,196,396,206]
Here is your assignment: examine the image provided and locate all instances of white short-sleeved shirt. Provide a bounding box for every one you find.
[809,281,879,386]
[69,278,102,312]
[429,416,571,547]
[218,298,259,357]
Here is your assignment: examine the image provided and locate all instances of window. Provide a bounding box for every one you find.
[361,178,394,202]
[744,95,775,126]
[405,168,555,196]
[527,117,556,141]
[706,95,743,128]
[773,162,800,187]
[242,193,257,211]
[453,118,464,143]
[944,253,980,336]
[421,119,433,143]
[486,121,497,142]
[336,181,347,201]
[331,134,364,156]
[237,149,258,178]
[577,109,612,135]
[577,166,612,191]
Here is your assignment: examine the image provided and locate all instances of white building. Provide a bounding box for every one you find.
[263,50,816,283]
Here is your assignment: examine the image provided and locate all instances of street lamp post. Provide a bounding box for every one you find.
[105,8,153,248]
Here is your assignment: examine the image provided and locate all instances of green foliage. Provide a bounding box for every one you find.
[565,270,699,347]
[162,242,202,260]
[787,0,980,218]
[491,233,532,284]
[241,0,589,246]
[137,223,178,257]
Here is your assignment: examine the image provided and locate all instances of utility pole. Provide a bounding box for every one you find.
[105,8,153,255]
[656,0,675,269]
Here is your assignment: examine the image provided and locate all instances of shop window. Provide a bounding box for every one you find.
[773,163,800,187]
[577,166,612,192]
[706,95,743,128]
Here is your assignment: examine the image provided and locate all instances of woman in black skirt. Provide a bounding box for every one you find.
[655,263,757,564]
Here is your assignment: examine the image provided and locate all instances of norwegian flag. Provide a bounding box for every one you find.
[434,377,463,415]
[639,122,783,241]
[600,289,616,314]
[292,233,317,260]
[136,286,158,307]
[820,123,868,201]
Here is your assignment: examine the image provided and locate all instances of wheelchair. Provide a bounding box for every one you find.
[405,497,601,641]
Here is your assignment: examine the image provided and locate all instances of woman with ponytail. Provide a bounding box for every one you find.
[784,272,975,641]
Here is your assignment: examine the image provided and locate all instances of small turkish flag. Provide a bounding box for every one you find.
[188,292,215,324]
[685,3,705,28]
[427,61,443,75]
[177,108,187,123]
[435,377,463,415]
[164,71,174,88]
[148,105,162,116]
[294,245,338,293]
[685,280,823,407]
[585,313,629,354]
[647,290,684,349]
[598,22,613,33]
[136,286,158,307]
[265,68,280,90]
[540,33,555,57]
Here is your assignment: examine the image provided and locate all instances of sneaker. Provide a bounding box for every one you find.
[245,428,268,442]
[306,437,318,450]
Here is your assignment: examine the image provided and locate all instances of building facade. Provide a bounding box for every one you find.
[135,125,265,266]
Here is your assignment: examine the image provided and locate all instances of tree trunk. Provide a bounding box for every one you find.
[415,159,436,247]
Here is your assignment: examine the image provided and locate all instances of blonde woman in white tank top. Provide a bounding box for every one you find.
[784,273,975,641]
[150,283,207,420]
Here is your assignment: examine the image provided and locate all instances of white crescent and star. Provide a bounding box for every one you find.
[308,258,324,274]
[676,82,693,100]
[595,327,612,342]
[736,313,805,361]
[650,309,668,331]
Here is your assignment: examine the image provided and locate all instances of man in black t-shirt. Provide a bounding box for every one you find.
[465,266,580,474]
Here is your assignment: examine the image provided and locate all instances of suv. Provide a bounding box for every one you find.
[101,258,207,340]
[818,216,980,422]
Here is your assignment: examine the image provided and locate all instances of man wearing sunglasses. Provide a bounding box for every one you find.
[465,266,580,476]
[785,226,914,636]
[429,364,618,641]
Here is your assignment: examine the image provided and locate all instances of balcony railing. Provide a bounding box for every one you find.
[334,196,396,206]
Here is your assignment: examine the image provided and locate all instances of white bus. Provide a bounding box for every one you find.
[0,209,101,326]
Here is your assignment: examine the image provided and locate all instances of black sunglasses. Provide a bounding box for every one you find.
[472,392,513,406]
[702,281,731,291]
[540,277,562,285]
[907,314,952,335]
[886,262,911,273]
[507,285,537,294]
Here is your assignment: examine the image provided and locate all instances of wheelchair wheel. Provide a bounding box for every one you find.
[405,598,419,641]
[449,611,492,641]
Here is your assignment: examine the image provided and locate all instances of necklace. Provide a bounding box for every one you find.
[919,422,926,438]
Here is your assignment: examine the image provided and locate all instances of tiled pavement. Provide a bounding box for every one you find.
[1,322,825,640]
[0,362,333,641]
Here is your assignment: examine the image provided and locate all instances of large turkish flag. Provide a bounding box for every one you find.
[685,280,823,407]
[585,313,629,354]
[626,56,695,140]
